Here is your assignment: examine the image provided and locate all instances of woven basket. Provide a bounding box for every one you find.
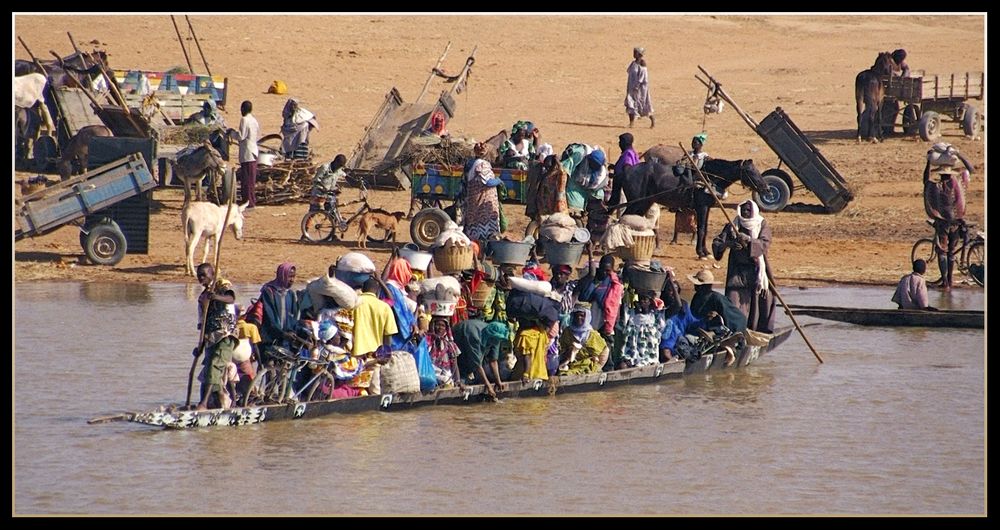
[619,234,656,262]
[433,244,473,273]
[469,280,495,309]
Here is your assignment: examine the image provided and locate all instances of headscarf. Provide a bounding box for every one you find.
[265,262,296,293]
[734,200,768,293]
[634,47,645,56]
[569,305,593,343]
[481,321,509,348]
[384,257,413,289]
[693,133,708,146]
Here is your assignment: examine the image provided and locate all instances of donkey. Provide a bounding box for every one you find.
[171,140,229,203]
[855,52,894,143]
[57,125,113,181]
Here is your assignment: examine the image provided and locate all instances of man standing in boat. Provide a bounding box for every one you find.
[194,263,238,411]
[711,200,776,333]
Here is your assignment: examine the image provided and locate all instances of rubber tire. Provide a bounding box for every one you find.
[910,237,941,284]
[301,211,335,243]
[964,240,984,286]
[902,104,920,135]
[305,370,337,402]
[410,208,451,250]
[753,174,791,212]
[919,111,941,141]
[961,103,979,137]
[83,220,127,266]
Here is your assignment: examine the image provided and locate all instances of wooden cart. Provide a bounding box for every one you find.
[697,66,854,213]
[880,72,984,141]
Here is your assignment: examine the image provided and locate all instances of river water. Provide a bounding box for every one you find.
[13,282,985,515]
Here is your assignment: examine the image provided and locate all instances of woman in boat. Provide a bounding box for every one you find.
[620,290,667,369]
[258,262,302,350]
[557,302,609,375]
[711,200,776,333]
[425,316,461,387]
[659,273,700,362]
[462,142,504,242]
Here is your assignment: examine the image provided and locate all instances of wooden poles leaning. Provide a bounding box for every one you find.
[184,15,213,78]
[170,15,196,75]
[678,143,824,364]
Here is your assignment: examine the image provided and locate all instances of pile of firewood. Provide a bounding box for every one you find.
[254,158,318,205]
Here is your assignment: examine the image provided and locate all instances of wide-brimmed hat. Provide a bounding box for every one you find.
[687,269,721,285]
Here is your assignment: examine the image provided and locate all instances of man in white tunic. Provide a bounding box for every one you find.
[625,47,655,128]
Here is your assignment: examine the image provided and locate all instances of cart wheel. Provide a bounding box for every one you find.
[753,174,790,212]
[918,111,941,141]
[301,210,335,243]
[881,99,900,137]
[902,104,920,135]
[410,208,451,250]
[961,103,979,137]
[84,220,127,266]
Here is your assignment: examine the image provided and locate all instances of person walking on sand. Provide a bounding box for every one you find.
[625,47,655,129]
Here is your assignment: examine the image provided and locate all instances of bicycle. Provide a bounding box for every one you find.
[242,343,337,406]
[300,173,394,244]
[910,220,984,287]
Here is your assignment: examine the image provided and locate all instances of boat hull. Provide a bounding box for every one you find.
[785,305,983,329]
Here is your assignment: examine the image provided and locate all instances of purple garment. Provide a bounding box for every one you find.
[615,148,640,176]
[264,262,296,291]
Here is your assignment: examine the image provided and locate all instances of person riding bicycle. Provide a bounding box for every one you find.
[923,145,974,290]
[311,154,347,218]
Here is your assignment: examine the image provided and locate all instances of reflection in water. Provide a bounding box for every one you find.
[13,283,985,515]
[80,282,152,305]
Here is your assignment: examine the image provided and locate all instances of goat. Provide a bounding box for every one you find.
[182,201,248,276]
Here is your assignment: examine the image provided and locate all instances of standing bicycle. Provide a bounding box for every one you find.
[911,221,984,287]
[300,171,395,245]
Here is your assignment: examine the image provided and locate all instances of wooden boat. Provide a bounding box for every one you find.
[104,326,794,430]
[785,304,983,329]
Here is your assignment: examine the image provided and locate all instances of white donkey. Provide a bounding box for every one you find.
[182,201,249,276]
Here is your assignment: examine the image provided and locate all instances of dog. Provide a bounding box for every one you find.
[357,209,405,248]
[670,208,697,245]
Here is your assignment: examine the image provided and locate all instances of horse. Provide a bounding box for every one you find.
[171,140,229,203]
[855,52,895,143]
[611,144,766,259]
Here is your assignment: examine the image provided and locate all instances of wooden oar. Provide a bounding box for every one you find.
[186,171,239,408]
[678,143,824,364]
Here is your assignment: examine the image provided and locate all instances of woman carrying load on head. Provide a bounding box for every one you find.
[280,97,319,158]
[463,142,504,242]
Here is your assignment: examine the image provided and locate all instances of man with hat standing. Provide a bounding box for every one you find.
[625,47,655,129]
[923,150,974,290]
[687,269,747,334]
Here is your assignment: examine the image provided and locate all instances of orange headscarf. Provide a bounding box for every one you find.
[384,257,413,288]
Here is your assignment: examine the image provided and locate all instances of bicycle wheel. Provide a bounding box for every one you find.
[910,238,936,265]
[964,240,984,286]
[305,370,338,402]
[301,211,335,243]
[243,367,284,406]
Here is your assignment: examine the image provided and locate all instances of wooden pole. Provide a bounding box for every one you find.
[415,41,452,104]
[184,15,214,77]
[170,15,196,75]
[66,32,88,67]
[678,143,824,364]
[186,170,238,409]
[445,45,478,98]
[18,37,49,76]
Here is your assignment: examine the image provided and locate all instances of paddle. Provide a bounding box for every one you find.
[678,143,824,364]
[186,170,239,408]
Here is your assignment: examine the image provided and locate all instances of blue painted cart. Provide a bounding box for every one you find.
[15,153,156,265]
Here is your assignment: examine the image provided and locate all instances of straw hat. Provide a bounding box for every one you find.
[687,269,722,286]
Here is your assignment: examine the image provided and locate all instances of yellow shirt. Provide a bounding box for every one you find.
[236,321,262,344]
[352,293,399,357]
